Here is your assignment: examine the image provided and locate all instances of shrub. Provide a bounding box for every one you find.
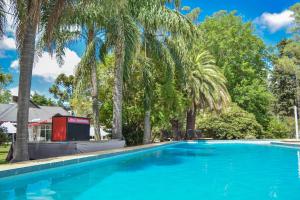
[197,104,263,139]
[122,122,144,146]
[267,117,292,139]
[0,127,8,146]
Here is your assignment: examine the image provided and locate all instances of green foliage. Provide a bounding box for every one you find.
[184,46,230,111]
[233,79,274,128]
[49,74,74,108]
[199,11,273,128]
[31,92,55,106]
[0,127,8,146]
[267,117,292,139]
[122,122,144,146]
[290,3,300,36]
[270,42,298,116]
[43,3,285,141]
[0,90,11,104]
[197,104,263,139]
[70,95,92,117]
[270,37,300,118]
[0,69,12,103]
[98,56,114,127]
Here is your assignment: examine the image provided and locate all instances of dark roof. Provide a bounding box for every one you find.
[0,103,70,122]
[12,96,40,108]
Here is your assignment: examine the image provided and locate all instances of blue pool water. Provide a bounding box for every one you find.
[1,142,300,200]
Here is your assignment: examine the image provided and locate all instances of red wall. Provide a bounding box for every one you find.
[52,117,67,141]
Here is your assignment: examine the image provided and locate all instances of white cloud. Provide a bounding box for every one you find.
[9,86,18,96]
[9,86,37,96]
[0,35,16,50]
[255,10,295,33]
[10,48,81,82]
[10,60,19,70]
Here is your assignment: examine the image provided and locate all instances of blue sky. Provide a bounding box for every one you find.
[0,0,298,98]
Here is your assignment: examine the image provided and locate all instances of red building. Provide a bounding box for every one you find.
[52,116,90,141]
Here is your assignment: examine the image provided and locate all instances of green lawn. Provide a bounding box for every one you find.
[0,145,9,164]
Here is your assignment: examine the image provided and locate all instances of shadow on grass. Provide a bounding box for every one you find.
[0,145,9,164]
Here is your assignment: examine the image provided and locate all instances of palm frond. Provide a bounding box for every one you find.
[186,48,231,112]
[122,14,140,81]
[0,0,6,37]
[74,38,96,95]
[11,0,42,52]
[43,0,67,47]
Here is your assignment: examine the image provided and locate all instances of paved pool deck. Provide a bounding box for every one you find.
[271,140,300,148]
[0,141,174,178]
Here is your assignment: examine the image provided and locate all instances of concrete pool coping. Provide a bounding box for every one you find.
[0,141,176,178]
[271,140,300,148]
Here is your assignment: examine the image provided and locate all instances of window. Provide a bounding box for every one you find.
[40,124,52,141]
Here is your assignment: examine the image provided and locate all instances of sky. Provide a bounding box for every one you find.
[0,0,299,98]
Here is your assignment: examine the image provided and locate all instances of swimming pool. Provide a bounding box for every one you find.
[1,141,300,200]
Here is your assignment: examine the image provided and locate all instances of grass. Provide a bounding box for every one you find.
[0,145,9,164]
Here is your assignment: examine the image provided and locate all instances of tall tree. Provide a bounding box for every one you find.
[267,3,300,138]
[184,49,230,132]
[11,0,43,162]
[41,0,138,141]
[109,3,139,139]
[11,0,70,162]
[41,1,104,140]
[136,1,195,143]
[74,25,101,140]
[199,11,273,128]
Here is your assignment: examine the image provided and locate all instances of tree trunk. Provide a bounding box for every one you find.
[143,110,151,144]
[171,118,181,140]
[12,21,36,162]
[186,108,196,139]
[88,27,101,141]
[112,25,124,139]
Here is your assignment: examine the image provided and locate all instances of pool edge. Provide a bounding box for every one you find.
[0,141,178,178]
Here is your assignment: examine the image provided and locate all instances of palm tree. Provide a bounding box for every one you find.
[40,1,107,140]
[135,2,195,144]
[185,49,230,133]
[104,0,193,140]
[102,0,140,139]
[75,25,101,140]
[112,19,126,139]
[10,0,43,162]
[41,0,139,140]
[11,0,69,162]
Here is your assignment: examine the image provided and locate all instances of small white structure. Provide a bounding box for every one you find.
[0,122,16,134]
[90,126,110,140]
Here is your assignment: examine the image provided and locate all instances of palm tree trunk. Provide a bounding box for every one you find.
[143,110,151,144]
[186,108,196,138]
[12,21,36,162]
[88,27,101,141]
[112,26,124,139]
[171,118,181,140]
